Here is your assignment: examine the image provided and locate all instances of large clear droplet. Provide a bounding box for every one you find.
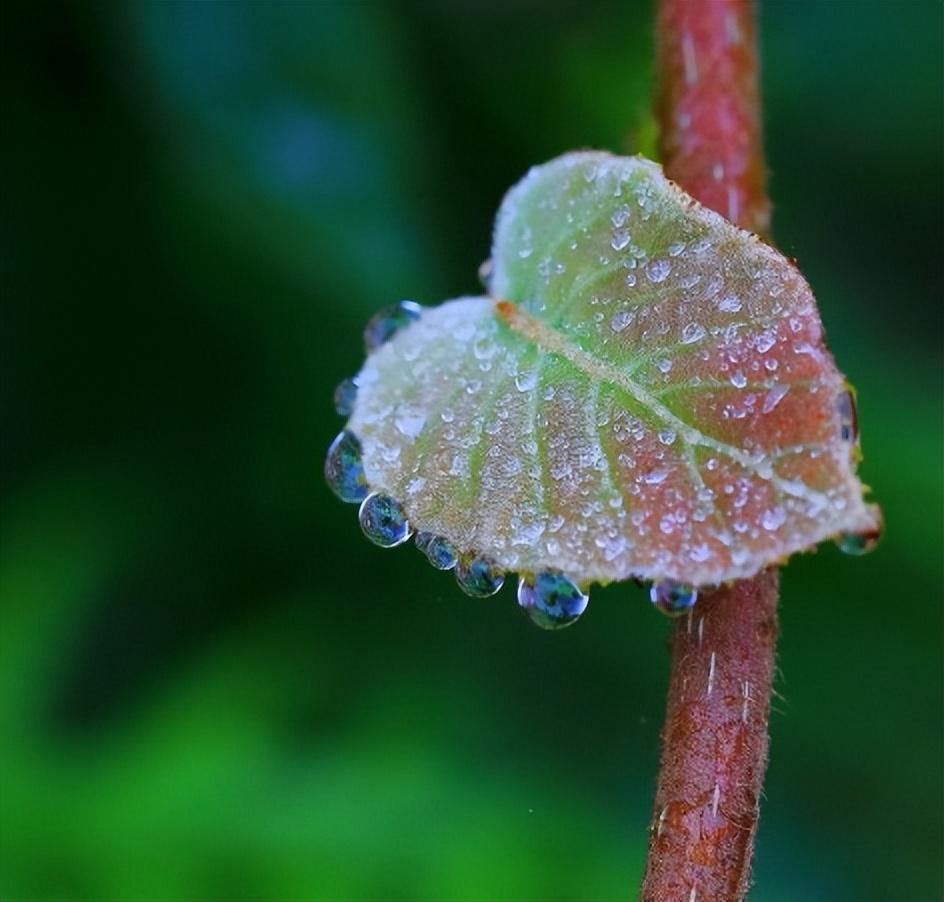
[364,301,423,352]
[415,532,458,570]
[325,430,369,503]
[837,525,881,556]
[837,388,858,443]
[333,377,358,417]
[650,580,698,617]
[358,492,412,547]
[455,553,505,597]
[517,572,589,630]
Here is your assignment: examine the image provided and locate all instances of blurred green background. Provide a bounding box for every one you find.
[1,1,941,900]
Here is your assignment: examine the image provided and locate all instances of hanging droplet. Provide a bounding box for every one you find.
[325,430,369,503]
[358,492,412,547]
[517,572,589,630]
[837,388,858,442]
[837,525,881,556]
[333,377,358,417]
[455,553,505,597]
[415,531,458,570]
[364,301,423,352]
[650,580,698,617]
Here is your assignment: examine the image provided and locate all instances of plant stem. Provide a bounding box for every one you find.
[641,2,779,900]
[640,571,779,901]
[654,0,770,237]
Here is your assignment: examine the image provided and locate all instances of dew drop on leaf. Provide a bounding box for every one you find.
[837,524,882,556]
[455,553,505,597]
[363,300,423,352]
[333,377,358,416]
[415,531,458,570]
[646,259,672,283]
[325,430,369,503]
[610,310,635,333]
[837,388,858,442]
[681,322,706,344]
[755,331,776,353]
[761,506,787,531]
[517,572,589,630]
[358,492,412,547]
[650,580,698,617]
[762,383,789,414]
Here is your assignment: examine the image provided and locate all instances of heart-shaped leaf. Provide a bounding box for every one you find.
[335,152,879,588]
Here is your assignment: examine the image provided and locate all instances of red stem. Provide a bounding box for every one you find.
[655,0,770,236]
[641,571,779,900]
[641,2,779,900]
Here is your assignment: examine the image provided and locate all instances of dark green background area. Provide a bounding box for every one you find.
[1,2,941,900]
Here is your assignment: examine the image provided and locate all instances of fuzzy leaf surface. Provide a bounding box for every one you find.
[347,152,878,585]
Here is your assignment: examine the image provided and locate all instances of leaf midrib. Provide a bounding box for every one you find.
[497,300,832,511]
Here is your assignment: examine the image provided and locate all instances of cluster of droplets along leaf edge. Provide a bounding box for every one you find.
[324,301,881,630]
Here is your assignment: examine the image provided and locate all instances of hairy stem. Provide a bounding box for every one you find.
[641,571,779,900]
[654,0,770,236]
[641,2,779,900]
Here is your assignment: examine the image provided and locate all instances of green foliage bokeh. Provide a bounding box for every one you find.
[1,2,941,900]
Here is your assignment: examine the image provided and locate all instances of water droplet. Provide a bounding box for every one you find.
[681,322,707,344]
[610,310,634,332]
[364,301,423,352]
[333,377,358,417]
[837,388,858,442]
[611,204,631,227]
[515,368,539,392]
[761,506,787,531]
[646,259,672,283]
[325,431,369,503]
[517,572,589,630]
[730,370,748,389]
[718,294,742,313]
[658,430,677,445]
[643,468,670,485]
[394,412,426,439]
[689,544,712,562]
[756,331,776,353]
[762,384,790,414]
[358,492,412,547]
[657,358,673,374]
[611,229,632,251]
[415,532,458,570]
[650,580,698,617]
[837,525,881,556]
[455,554,505,597]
